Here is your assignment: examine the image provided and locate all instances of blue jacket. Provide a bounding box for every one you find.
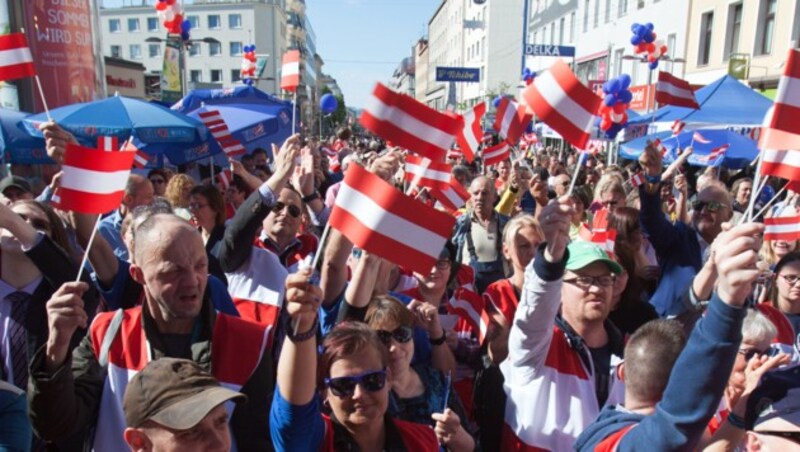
[451,210,509,264]
[574,295,745,451]
[0,381,30,452]
[639,186,703,317]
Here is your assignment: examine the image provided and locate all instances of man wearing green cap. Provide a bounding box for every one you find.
[498,196,626,451]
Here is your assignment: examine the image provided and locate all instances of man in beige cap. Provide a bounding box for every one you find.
[123,358,245,452]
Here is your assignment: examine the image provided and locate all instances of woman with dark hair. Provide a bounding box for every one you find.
[147,169,169,197]
[762,251,800,345]
[188,184,227,285]
[271,271,453,451]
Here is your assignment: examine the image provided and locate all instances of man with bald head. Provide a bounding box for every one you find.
[28,214,276,451]
[452,176,509,292]
[98,174,154,262]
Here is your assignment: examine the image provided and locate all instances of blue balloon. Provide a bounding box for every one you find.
[649,60,659,70]
[644,33,655,44]
[493,96,503,108]
[646,22,654,31]
[619,74,631,89]
[181,31,190,41]
[181,19,192,32]
[609,79,622,93]
[618,90,633,104]
[604,94,617,107]
[320,93,338,114]
[631,23,640,32]
[630,36,642,46]
[758,185,775,205]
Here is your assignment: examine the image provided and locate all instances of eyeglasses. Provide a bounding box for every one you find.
[150,178,165,185]
[188,202,208,211]
[601,200,619,207]
[324,368,388,398]
[563,275,616,289]
[692,200,728,213]
[779,274,800,286]
[755,430,800,445]
[738,347,778,362]
[271,202,302,218]
[17,213,51,232]
[376,326,414,346]
[435,259,451,270]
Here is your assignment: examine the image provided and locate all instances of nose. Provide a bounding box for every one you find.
[351,381,367,400]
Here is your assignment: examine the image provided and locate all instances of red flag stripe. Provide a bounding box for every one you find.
[53,187,129,214]
[493,98,531,145]
[430,177,469,213]
[97,136,119,151]
[281,50,300,91]
[456,102,485,162]
[0,33,35,82]
[761,50,800,149]
[764,215,800,241]
[524,59,599,149]
[655,72,700,109]
[761,149,800,180]
[483,142,510,166]
[132,151,150,169]
[693,132,711,143]
[63,145,137,172]
[448,288,489,343]
[672,120,686,135]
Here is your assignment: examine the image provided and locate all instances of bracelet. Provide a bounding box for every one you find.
[727,411,746,430]
[285,315,319,343]
[301,192,320,203]
[429,330,447,346]
[644,173,662,184]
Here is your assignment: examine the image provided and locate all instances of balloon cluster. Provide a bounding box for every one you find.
[521,68,536,86]
[320,93,339,115]
[155,0,191,39]
[631,22,668,69]
[596,74,633,139]
[240,45,257,85]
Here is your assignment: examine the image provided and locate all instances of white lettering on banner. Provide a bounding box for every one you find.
[526,45,560,56]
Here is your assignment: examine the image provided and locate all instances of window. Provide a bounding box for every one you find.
[109,19,121,33]
[189,43,201,57]
[129,44,142,60]
[613,48,623,76]
[755,0,777,56]
[559,17,565,44]
[666,33,677,72]
[231,70,242,83]
[209,42,222,56]
[637,0,645,9]
[128,18,140,32]
[724,3,743,60]
[147,17,158,32]
[148,43,161,58]
[594,0,599,28]
[190,70,202,83]
[188,15,200,29]
[550,22,555,44]
[618,0,628,17]
[230,41,243,56]
[229,14,242,29]
[533,31,538,44]
[210,70,223,83]
[583,0,589,32]
[570,12,576,42]
[698,11,713,65]
[110,45,121,58]
[208,15,221,30]
[605,0,611,23]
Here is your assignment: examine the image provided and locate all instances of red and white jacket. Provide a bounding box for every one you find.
[499,262,625,451]
[225,245,288,327]
[88,307,271,452]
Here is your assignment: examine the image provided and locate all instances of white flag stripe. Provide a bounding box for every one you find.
[763,149,800,167]
[364,95,455,150]
[0,47,33,66]
[484,144,509,160]
[442,186,466,208]
[61,167,132,194]
[336,183,446,260]
[462,109,481,150]
[657,82,695,101]
[406,163,451,182]
[282,61,300,76]
[498,104,517,136]
[775,75,800,110]
[765,223,800,234]
[449,297,486,338]
[535,69,595,131]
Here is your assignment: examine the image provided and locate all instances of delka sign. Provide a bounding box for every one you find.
[524,44,576,57]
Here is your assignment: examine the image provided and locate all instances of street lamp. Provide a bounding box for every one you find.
[145,36,222,96]
[622,54,686,114]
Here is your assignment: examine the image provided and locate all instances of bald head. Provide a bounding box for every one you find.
[123,174,154,212]
[134,214,202,266]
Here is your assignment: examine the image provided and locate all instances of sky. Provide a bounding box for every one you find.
[102,0,439,109]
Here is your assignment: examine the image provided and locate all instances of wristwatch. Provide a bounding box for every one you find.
[301,192,320,203]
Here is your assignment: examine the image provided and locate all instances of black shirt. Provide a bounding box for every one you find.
[589,342,613,407]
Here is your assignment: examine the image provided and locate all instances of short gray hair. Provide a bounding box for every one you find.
[742,309,777,344]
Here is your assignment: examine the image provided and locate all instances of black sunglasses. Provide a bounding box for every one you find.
[324,368,387,398]
[271,201,301,218]
[376,326,414,346]
[738,347,779,362]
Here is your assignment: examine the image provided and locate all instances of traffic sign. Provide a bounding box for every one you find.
[524,45,576,57]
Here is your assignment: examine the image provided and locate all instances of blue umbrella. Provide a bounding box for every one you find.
[620,129,758,168]
[23,95,207,146]
[0,108,50,164]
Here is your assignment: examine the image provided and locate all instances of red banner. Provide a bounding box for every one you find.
[23,0,99,111]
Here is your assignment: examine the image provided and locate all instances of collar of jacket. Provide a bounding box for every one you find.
[555,315,625,368]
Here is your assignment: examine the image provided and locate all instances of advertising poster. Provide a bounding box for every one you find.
[161,39,183,104]
[23,0,99,111]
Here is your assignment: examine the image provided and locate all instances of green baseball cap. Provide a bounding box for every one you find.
[566,240,622,274]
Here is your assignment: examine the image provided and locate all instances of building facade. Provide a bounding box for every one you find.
[414,38,429,105]
[99,0,288,96]
[683,0,798,93]
[426,0,465,110]
[389,56,415,97]
[105,56,146,99]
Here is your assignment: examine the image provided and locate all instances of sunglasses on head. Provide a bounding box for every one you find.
[376,326,414,346]
[324,368,387,398]
[271,202,302,218]
[692,200,727,213]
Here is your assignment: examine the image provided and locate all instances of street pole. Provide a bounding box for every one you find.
[520,0,530,74]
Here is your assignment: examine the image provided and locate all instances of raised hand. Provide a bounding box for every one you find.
[39,122,78,166]
[539,196,575,263]
[638,143,662,179]
[284,268,323,333]
[45,282,89,371]
[407,299,442,337]
[268,134,302,192]
[368,149,402,182]
[712,222,764,306]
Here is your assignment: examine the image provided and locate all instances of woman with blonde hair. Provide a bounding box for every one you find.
[164,173,196,220]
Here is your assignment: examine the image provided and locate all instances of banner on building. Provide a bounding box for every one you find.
[161,39,182,104]
[255,55,269,79]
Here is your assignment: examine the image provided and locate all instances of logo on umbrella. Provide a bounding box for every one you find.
[279,110,290,125]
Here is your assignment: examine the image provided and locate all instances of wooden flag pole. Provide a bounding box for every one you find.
[75,215,102,282]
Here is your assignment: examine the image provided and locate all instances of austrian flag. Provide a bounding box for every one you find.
[430,177,470,214]
[655,72,700,109]
[329,164,456,275]
[764,215,800,241]
[53,143,136,214]
[0,33,35,82]
[483,142,510,166]
[280,50,300,92]
[456,102,486,162]
[404,155,452,192]
[361,83,461,162]
[493,97,531,145]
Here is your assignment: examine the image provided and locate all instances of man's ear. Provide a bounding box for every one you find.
[122,193,134,208]
[617,362,625,382]
[130,263,145,286]
[123,428,151,452]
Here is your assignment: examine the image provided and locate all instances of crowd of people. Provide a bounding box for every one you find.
[0,122,797,452]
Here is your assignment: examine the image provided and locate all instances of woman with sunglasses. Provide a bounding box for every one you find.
[188,184,228,285]
[147,169,169,197]
[272,270,440,451]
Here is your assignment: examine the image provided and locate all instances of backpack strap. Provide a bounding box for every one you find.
[98,309,124,368]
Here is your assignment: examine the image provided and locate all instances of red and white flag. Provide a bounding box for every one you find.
[764,215,800,241]
[361,83,461,162]
[280,50,300,92]
[629,172,646,188]
[584,139,604,155]
[97,136,119,152]
[692,131,711,144]
[52,143,135,214]
[761,148,800,181]
[493,97,532,145]
[520,132,539,150]
[579,224,617,257]
[216,169,233,190]
[698,144,729,163]
[198,110,246,157]
[655,71,700,109]
[483,142,510,166]
[651,138,668,157]
[523,59,600,149]
[447,147,462,160]
[456,102,486,162]
[0,33,35,82]
[404,155,452,192]
[482,131,494,143]
[329,164,456,275]
[122,139,151,169]
[321,146,341,172]
[430,177,470,214]
[760,49,800,151]
[447,287,490,344]
[671,120,686,136]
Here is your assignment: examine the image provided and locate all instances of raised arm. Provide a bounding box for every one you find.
[638,146,682,253]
